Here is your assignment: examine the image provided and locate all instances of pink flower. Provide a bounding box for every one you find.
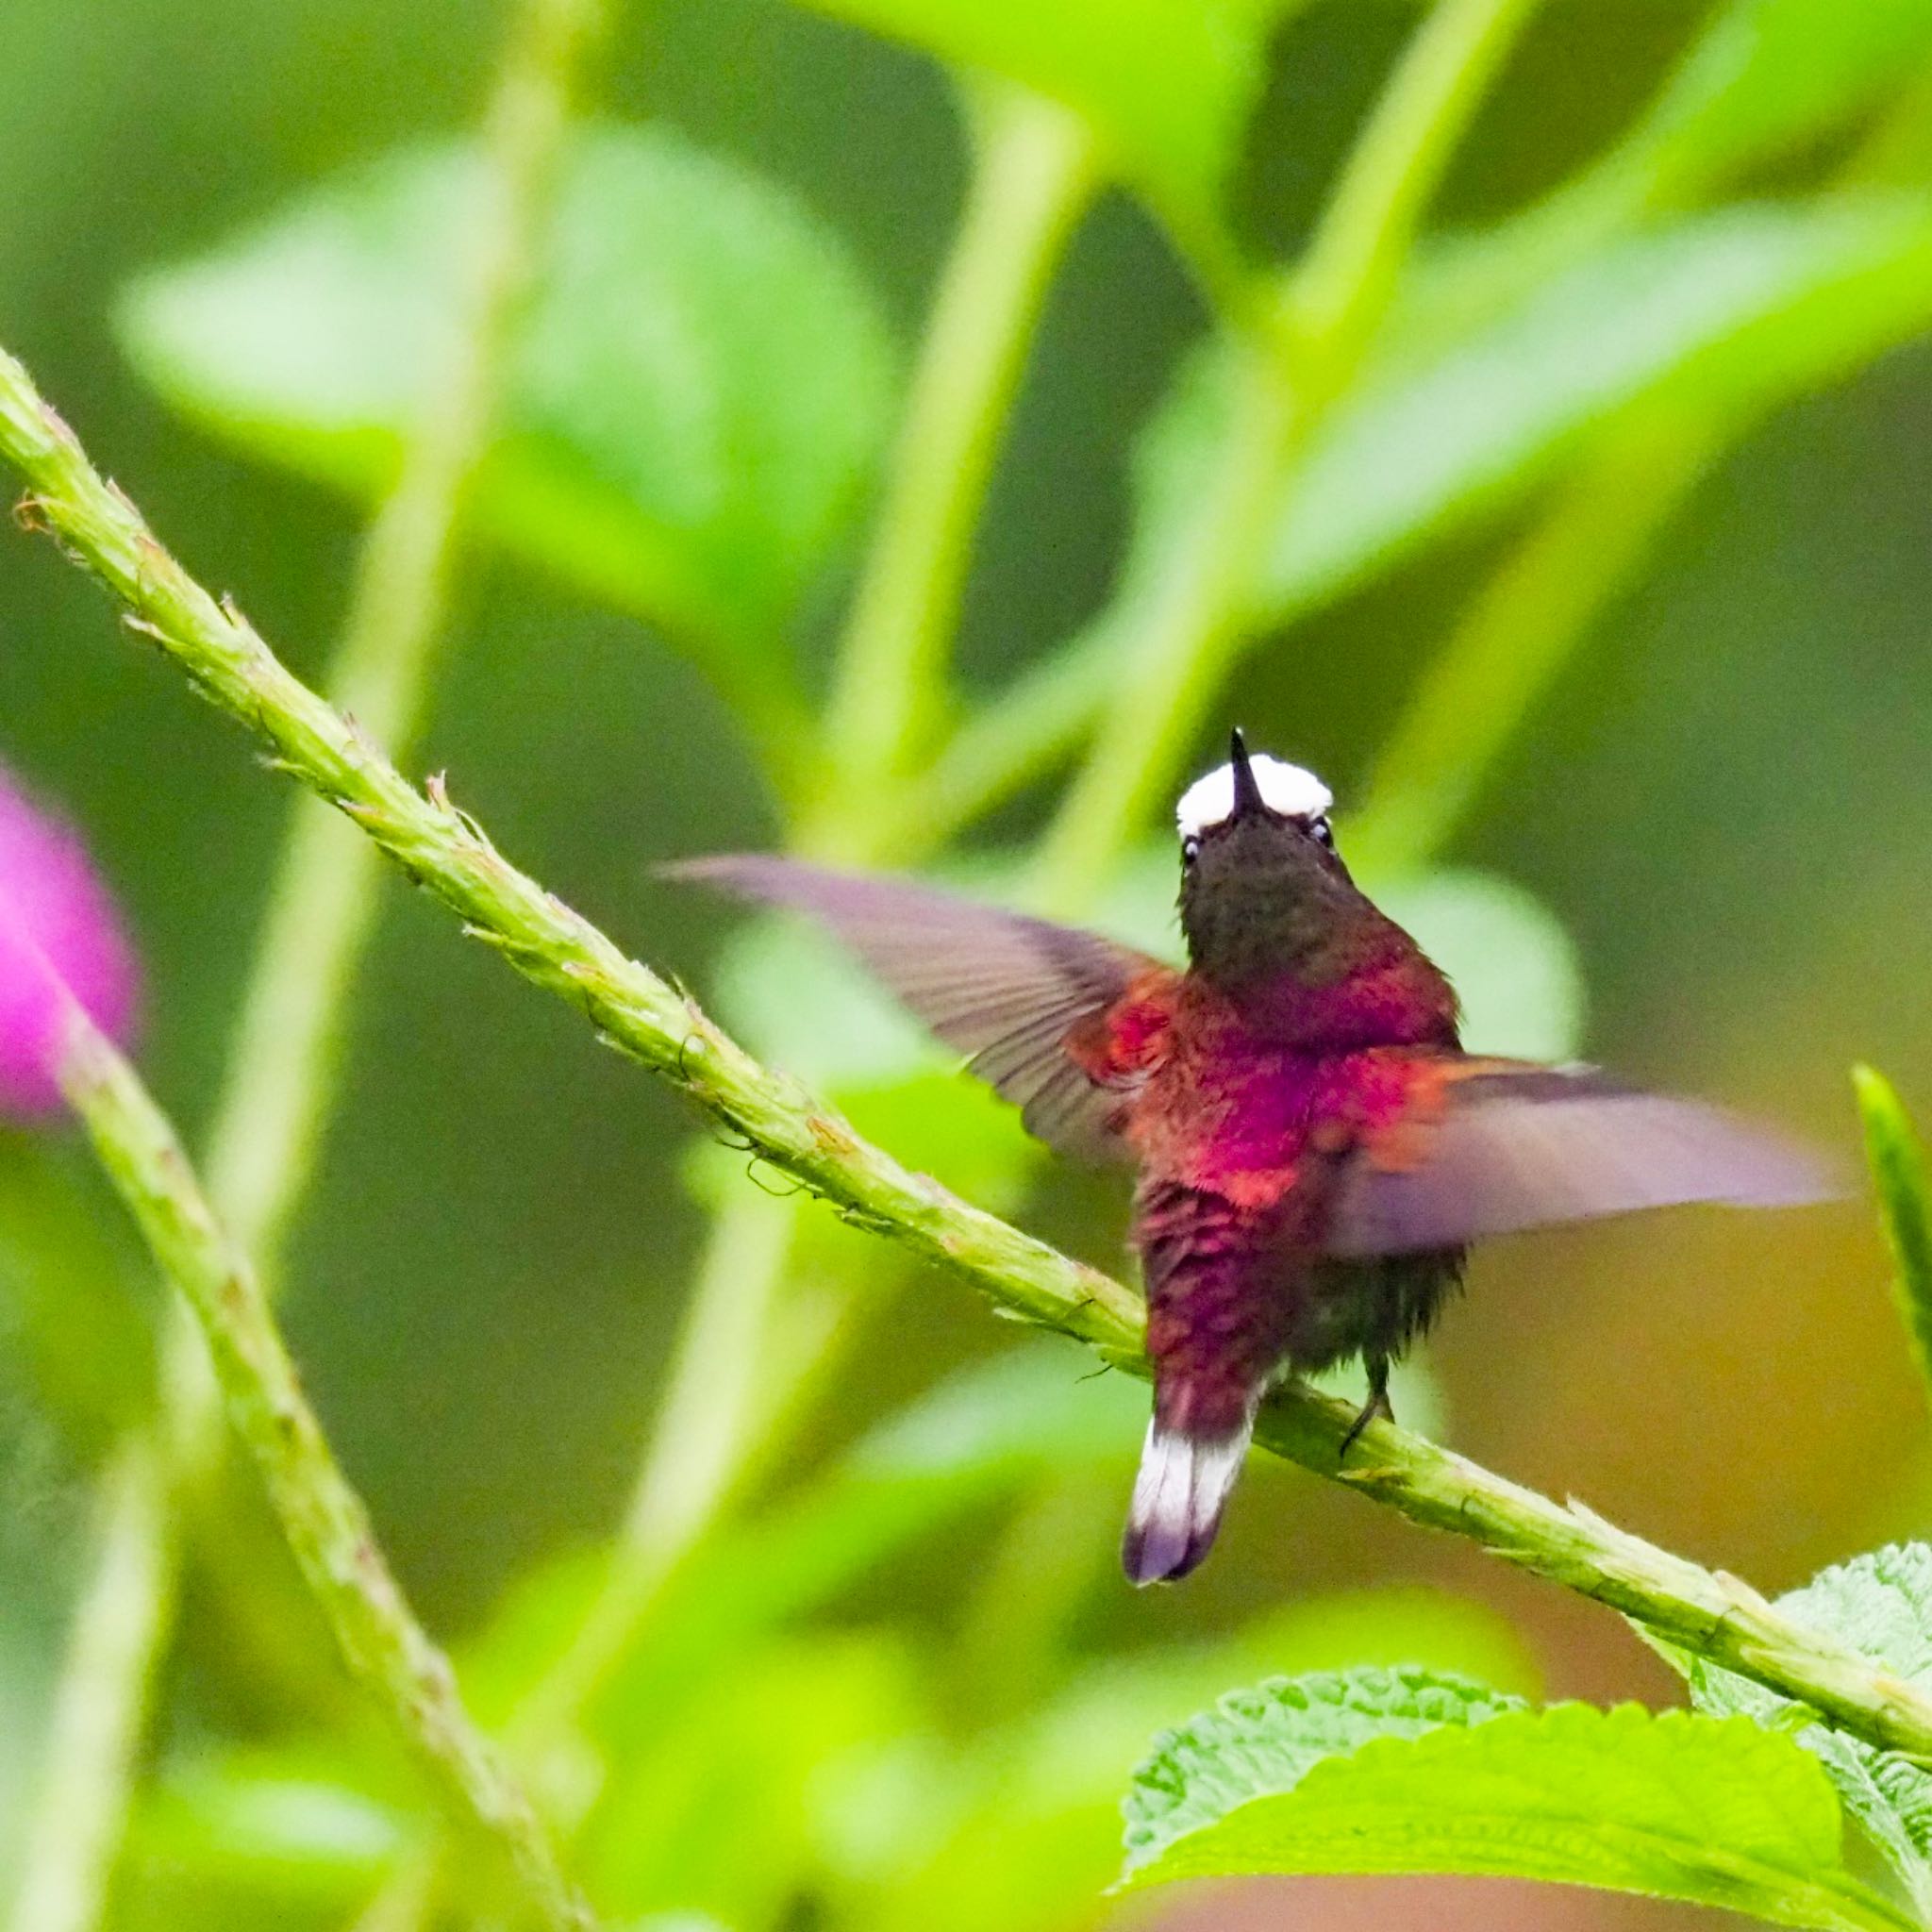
[0,766,141,1116]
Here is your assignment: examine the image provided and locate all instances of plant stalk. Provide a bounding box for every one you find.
[6,359,1932,1762]
[52,1005,594,1929]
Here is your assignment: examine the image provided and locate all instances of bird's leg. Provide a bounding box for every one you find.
[1339,1356,1394,1458]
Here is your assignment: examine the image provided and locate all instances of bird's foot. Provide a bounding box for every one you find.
[1338,1360,1394,1459]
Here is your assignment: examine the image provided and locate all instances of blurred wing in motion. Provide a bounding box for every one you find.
[666,855,1177,1162]
[1326,1060,1841,1258]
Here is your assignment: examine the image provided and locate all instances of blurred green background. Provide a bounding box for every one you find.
[4,1,1932,1927]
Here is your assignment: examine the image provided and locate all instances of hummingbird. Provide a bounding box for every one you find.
[671,731,1834,1584]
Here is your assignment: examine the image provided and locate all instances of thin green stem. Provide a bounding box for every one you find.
[4,1442,173,1932]
[350,90,1090,1923]
[11,9,599,1925]
[809,85,1094,851]
[7,369,1932,1764]
[52,1006,594,1930]
[203,0,601,1273]
[1033,0,1542,907]
[1348,410,1718,877]
[1029,338,1292,909]
[1281,0,1542,387]
[1854,1066,1932,1416]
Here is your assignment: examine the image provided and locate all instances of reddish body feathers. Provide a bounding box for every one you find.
[669,734,1837,1586]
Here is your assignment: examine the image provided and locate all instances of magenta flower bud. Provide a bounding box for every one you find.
[0,765,141,1117]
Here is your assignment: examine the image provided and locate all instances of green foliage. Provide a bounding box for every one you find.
[1122,1670,1914,1932]
[1615,0,1932,199]
[12,0,1932,1929]
[118,126,896,686]
[1690,1544,1932,1917]
[1856,1069,1932,1408]
[1266,198,1932,619]
[778,0,1289,250]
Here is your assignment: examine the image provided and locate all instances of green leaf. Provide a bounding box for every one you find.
[1855,1069,1932,1407]
[119,126,895,669]
[1263,197,1932,619]
[583,1632,924,1924]
[1690,1543,1932,1917]
[824,1606,1537,1932]
[1124,1666,1523,1871]
[1124,1676,1912,1932]
[781,0,1287,242]
[1619,0,1932,199]
[460,1341,1145,1734]
[129,1743,411,1910]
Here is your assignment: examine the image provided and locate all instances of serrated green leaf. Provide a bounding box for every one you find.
[1124,1666,1523,1868]
[1124,1679,1913,1932]
[1263,198,1932,618]
[1855,1069,1932,1408]
[825,1604,1537,1932]
[782,0,1287,242]
[1691,1543,1932,1916]
[118,125,895,668]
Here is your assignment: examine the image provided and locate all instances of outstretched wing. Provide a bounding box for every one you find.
[666,855,1177,1162]
[1325,1059,1840,1258]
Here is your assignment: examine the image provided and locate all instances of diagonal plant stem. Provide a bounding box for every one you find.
[48,997,595,1932]
[1032,0,1543,906]
[7,8,601,1927]
[808,82,1094,850]
[1346,408,1721,877]
[350,78,1097,1927]
[8,356,1932,1768]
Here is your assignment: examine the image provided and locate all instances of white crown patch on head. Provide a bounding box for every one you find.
[1175,756,1332,840]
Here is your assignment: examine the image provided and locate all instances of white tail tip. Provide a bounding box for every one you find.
[1121,1417,1254,1585]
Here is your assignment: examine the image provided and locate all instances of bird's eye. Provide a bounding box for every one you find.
[1181,834,1201,865]
[1307,815,1335,850]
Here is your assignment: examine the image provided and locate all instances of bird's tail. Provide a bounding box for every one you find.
[1121,1390,1258,1585]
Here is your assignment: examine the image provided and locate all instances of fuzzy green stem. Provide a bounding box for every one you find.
[809,85,1094,850]
[50,1005,592,1928]
[9,8,600,1924]
[7,366,1932,1768]
[3,1443,173,1932]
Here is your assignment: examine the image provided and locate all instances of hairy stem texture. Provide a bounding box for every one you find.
[3,341,1929,1766]
[53,1004,594,1931]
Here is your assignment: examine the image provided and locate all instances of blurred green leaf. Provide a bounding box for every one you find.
[1690,1543,1932,1916]
[119,126,896,674]
[1618,0,1932,199]
[1264,197,1932,618]
[129,1743,411,1912]
[584,1632,924,1924]
[1374,868,1584,1062]
[779,0,1287,244]
[458,1342,1145,1738]
[1122,1675,1907,1931]
[1855,1068,1932,1408]
[824,1602,1536,1932]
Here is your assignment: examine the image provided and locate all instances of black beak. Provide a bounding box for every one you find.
[1227,727,1266,822]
